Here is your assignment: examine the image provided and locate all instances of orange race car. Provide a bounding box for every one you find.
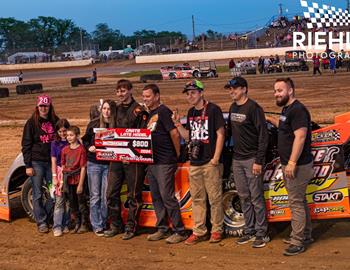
[1,112,349,237]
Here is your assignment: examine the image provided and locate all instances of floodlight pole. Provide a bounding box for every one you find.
[80,28,84,59]
[192,15,196,42]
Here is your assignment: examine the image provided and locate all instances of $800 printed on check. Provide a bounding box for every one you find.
[94,128,153,163]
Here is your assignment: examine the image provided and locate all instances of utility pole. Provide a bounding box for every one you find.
[80,28,84,59]
[192,15,196,42]
[279,3,283,18]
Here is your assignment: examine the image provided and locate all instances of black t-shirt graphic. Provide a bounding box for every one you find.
[278,100,313,166]
[186,102,225,166]
[147,104,177,164]
[229,98,268,165]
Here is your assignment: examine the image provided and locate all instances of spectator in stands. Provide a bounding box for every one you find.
[329,56,337,74]
[264,57,271,73]
[258,57,264,74]
[92,68,97,83]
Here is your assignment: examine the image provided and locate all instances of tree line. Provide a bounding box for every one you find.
[0,16,187,55]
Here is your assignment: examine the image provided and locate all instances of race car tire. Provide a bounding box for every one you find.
[21,178,51,222]
[16,84,43,95]
[222,178,245,237]
[71,77,90,87]
[193,70,200,78]
[0,88,9,98]
[169,73,176,80]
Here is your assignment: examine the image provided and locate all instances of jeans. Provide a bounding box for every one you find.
[31,161,54,227]
[189,162,224,236]
[53,193,70,230]
[232,158,268,237]
[147,164,184,233]
[106,162,145,232]
[87,161,109,231]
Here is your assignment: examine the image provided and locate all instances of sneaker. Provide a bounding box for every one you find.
[236,234,256,245]
[122,231,135,240]
[165,233,188,244]
[184,233,209,245]
[209,232,223,243]
[283,237,314,245]
[283,244,305,256]
[63,226,70,234]
[70,224,80,234]
[95,230,105,237]
[147,230,170,241]
[77,224,89,234]
[53,228,63,237]
[252,235,270,248]
[104,227,124,238]
[38,225,49,234]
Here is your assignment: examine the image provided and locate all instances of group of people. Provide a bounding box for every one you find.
[22,76,314,256]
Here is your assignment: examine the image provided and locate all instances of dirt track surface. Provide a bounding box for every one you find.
[0,65,350,269]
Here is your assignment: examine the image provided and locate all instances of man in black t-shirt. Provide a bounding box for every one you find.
[225,77,269,248]
[142,84,187,244]
[174,80,225,245]
[267,77,313,256]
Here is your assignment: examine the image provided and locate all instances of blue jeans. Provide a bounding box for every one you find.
[87,161,109,231]
[53,193,70,230]
[31,161,54,227]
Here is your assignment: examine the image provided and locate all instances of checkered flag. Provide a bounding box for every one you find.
[300,0,350,29]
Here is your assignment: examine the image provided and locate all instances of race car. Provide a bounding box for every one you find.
[160,64,194,80]
[1,112,349,237]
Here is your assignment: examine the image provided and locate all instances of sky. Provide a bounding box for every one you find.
[0,0,348,36]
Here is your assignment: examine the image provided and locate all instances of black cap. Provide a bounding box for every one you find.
[224,77,248,89]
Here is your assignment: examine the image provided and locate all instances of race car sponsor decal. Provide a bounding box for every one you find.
[312,191,344,203]
[312,129,341,143]
[313,206,345,214]
[271,195,289,205]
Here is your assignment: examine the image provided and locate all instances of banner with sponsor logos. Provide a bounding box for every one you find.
[94,128,153,163]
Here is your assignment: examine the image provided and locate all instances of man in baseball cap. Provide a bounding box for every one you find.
[182,80,204,93]
[173,79,225,245]
[224,77,248,90]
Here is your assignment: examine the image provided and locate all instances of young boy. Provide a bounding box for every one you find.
[61,126,89,233]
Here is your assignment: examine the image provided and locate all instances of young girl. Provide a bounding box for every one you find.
[22,94,59,233]
[61,126,89,234]
[51,119,70,237]
[82,99,116,236]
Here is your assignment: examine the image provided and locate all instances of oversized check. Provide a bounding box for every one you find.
[94,128,153,163]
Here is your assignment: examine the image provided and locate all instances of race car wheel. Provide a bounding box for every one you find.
[193,71,201,78]
[169,73,176,80]
[223,179,245,237]
[21,178,52,222]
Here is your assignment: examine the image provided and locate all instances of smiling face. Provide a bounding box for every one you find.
[274,81,293,107]
[101,102,111,121]
[57,127,68,140]
[116,87,132,104]
[185,89,203,107]
[38,105,50,118]
[66,130,78,144]
[228,86,247,102]
[142,88,160,110]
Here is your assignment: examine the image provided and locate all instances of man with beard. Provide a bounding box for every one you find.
[224,77,269,248]
[267,77,314,256]
[104,79,148,240]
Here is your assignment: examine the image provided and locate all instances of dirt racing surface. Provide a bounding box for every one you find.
[0,65,350,269]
